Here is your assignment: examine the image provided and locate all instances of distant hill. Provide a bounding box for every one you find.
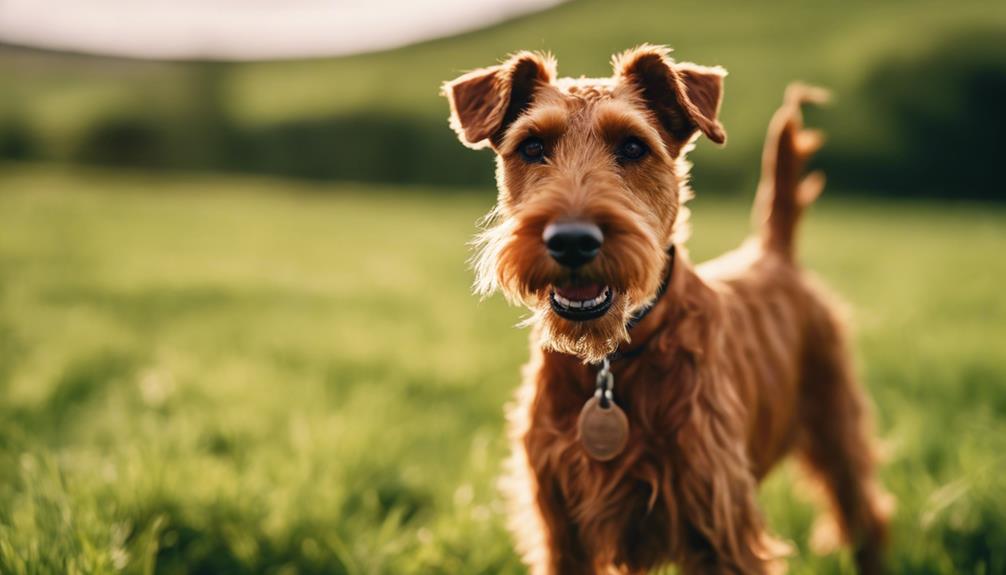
[2,0,1005,198]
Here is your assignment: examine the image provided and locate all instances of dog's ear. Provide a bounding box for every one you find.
[443,51,555,149]
[614,45,727,148]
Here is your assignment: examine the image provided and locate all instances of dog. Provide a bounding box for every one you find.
[443,45,891,574]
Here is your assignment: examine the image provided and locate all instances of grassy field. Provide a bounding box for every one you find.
[1,166,1005,574]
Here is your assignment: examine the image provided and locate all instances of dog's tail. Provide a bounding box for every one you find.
[754,83,830,260]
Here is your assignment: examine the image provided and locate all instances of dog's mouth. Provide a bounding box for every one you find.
[549,283,614,321]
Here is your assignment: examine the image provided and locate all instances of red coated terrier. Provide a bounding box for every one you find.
[443,45,892,575]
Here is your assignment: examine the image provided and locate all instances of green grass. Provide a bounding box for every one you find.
[0,165,1004,574]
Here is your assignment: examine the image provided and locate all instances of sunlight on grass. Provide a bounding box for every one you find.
[0,166,1003,573]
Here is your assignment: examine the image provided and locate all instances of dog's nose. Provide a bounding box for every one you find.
[543,221,603,268]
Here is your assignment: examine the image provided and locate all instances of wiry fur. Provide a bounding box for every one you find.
[444,45,891,574]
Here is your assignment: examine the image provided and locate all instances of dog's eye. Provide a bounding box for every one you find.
[518,137,545,163]
[617,137,648,162]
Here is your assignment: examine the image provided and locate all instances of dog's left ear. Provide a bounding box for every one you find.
[443,52,555,150]
[614,45,727,148]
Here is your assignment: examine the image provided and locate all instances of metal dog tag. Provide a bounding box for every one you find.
[578,395,629,461]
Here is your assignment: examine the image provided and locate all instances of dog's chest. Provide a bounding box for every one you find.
[527,354,691,492]
[516,347,722,567]
[524,365,683,566]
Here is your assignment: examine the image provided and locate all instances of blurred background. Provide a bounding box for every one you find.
[0,1,1004,573]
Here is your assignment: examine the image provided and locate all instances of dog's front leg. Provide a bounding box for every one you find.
[673,462,779,575]
[528,471,597,575]
[505,423,597,575]
[670,387,783,575]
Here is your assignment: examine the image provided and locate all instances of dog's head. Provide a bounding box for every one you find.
[444,45,726,361]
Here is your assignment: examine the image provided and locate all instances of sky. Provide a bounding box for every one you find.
[0,0,562,60]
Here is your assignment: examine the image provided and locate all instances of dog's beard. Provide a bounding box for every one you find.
[482,260,666,362]
[534,294,631,362]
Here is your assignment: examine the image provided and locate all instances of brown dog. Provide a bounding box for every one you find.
[443,45,891,574]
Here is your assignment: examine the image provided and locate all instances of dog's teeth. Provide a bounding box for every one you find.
[584,290,605,307]
[554,287,611,312]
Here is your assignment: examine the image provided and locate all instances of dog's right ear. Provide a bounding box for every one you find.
[443,52,555,150]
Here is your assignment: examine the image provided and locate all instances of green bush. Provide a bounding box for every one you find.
[73,115,170,169]
[819,30,1006,200]
[237,113,494,187]
[0,116,37,162]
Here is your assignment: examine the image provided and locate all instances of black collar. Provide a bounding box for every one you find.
[624,244,676,332]
[607,244,676,362]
